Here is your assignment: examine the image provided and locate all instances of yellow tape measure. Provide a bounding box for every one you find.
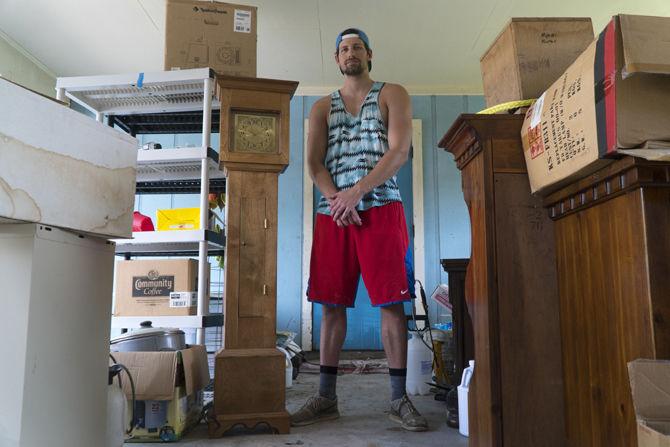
[477,99,536,115]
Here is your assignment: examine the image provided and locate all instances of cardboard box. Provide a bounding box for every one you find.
[157,208,201,231]
[164,0,257,77]
[112,345,210,442]
[481,18,594,107]
[628,359,670,447]
[521,14,670,194]
[114,259,208,316]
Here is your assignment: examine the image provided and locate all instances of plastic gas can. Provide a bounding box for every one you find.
[106,366,126,447]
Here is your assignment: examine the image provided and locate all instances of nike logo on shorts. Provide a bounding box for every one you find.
[400,289,408,295]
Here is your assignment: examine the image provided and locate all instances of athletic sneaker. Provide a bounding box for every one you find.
[290,394,339,427]
[389,394,429,432]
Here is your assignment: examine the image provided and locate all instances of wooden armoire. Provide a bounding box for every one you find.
[439,114,566,446]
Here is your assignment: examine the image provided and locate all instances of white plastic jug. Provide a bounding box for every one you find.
[106,367,126,447]
[458,360,475,437]
[277,347,293,389]
[406,332,432,395]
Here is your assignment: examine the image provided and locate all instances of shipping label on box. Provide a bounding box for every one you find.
[169,292,197,308]
[522,39,601,193]
[521,14,670,194]
[233,9,252,33]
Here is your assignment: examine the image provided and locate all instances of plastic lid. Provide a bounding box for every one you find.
[110,321,184,345]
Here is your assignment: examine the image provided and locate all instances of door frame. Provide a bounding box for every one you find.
[300,119,425,351]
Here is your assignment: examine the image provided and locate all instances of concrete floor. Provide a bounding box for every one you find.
[132,370,468,447]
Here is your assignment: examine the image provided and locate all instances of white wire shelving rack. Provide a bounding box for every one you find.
[56,68,225,342]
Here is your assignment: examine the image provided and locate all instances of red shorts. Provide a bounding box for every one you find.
[307,202,410,307]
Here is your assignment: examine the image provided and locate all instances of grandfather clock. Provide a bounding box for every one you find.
[209,76,298,436]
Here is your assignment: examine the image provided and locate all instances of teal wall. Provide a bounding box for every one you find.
[275,96,311,336]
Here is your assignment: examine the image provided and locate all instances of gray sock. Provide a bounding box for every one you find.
[319,365,338,400]
[389,368,407,401]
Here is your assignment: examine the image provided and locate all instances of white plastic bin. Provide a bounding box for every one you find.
[458,360,475,437]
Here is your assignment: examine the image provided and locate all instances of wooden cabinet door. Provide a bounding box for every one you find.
[441,114,566,447]
[461,149,503,447]
[224,170,278,349]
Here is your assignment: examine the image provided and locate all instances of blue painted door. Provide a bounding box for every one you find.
[312,153,415,350]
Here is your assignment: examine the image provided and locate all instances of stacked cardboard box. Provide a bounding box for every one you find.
[164,0,257,77]
[521,14,670,194]
[480,18,594,108]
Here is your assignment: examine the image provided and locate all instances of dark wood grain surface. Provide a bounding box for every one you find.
[544,157,670,446]
[440,114,566,447]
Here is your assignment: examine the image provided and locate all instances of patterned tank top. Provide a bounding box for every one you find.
[316,81,402,215]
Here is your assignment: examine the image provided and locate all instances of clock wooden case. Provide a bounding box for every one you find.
[209,75,298,437]
[218,75,296,173]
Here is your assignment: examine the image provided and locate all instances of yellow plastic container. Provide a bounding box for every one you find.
[156,208,200,231]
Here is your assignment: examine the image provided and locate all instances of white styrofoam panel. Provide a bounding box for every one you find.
[0,78,137,238]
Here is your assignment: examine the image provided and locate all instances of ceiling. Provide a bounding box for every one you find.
[0,0,669,95]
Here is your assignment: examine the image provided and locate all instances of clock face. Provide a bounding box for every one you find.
[233,113,278,154]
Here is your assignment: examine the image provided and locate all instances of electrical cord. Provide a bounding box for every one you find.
[410,280,444,390]
[411,280,436,353]
[420,280,436,355]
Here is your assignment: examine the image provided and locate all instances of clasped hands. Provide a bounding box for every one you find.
[328,187,363,227]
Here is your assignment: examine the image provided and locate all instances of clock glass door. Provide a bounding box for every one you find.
[232,111,279,154]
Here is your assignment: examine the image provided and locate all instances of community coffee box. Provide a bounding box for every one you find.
[164,0,257,77]
[521,14,670,194]
[481,17,594,107]
[113,259,208,316]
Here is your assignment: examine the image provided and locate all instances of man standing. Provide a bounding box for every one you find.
[290,28,428,432]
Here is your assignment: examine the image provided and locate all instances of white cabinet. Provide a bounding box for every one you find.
[0,224,115,447]
[56,68,225,343]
